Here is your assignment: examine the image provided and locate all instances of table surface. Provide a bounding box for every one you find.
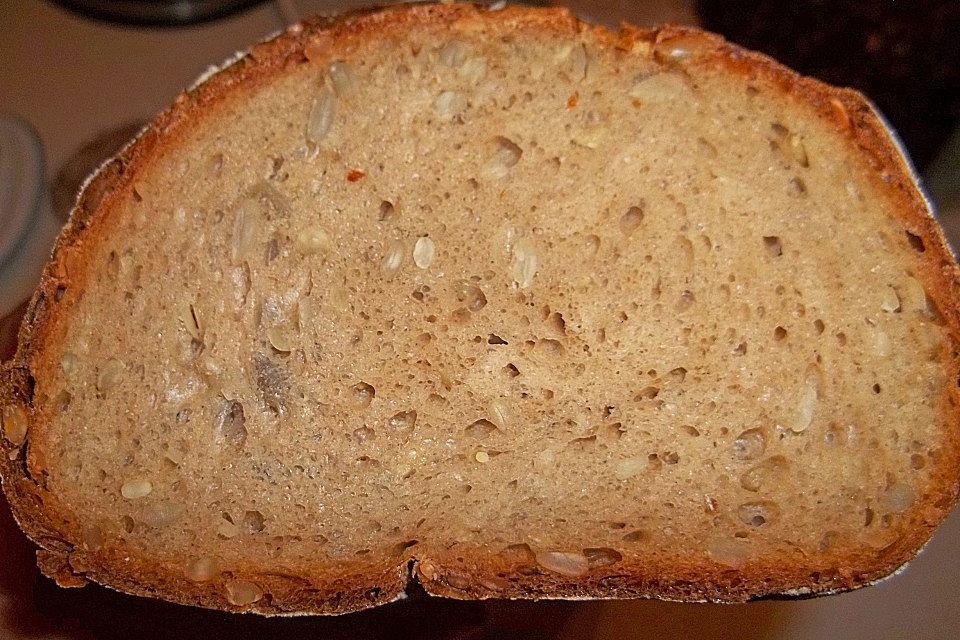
[1,1,958,637]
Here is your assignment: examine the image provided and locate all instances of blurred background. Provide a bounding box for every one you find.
[1,1,958,638]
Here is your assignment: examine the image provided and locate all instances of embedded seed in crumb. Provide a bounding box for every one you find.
[306,85,336,146]
[267,324,296,353]
[535,550,589,577]
[488,399,509,429]
[439,39,469,67]
[511,238,537,289]
[225,580,263,606]
[881,482,916,513]
[615,457,645,480]
[434,90,463,120]
[121,479,153,499]
[97,358,125,392]
[459,56,488,83]
[629,72,691,105]
[142,501,184,528]
[81,524,104,550]
[61,352,79,377]
[382,239,405,277]
[880,286,901,313]
[788,372,819,432]
[413,236,436,269]
[327,60,356,95]
[708,538,750,568]
[186,557,219,582]
[1,404,28,446]
[231,198,258,263]
[474,451,491,463]
[872,329,891,357]
[569,43,588,80]
[295,225,331,255]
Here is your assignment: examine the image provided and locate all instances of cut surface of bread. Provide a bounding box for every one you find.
[3,2,960,614]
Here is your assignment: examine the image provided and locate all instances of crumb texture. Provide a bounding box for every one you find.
[5,5,958,610]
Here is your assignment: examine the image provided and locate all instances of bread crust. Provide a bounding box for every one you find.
[2,2,959,614]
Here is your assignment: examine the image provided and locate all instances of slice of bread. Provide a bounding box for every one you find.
[2,2,959,614]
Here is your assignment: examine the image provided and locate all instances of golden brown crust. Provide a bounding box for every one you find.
[2,2,959,614]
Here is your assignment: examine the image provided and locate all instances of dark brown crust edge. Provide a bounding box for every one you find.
[2,2,960,615]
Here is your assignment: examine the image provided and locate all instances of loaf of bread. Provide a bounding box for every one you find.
[2,2,959,614]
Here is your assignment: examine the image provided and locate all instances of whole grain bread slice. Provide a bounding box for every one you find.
[2,2,960,614]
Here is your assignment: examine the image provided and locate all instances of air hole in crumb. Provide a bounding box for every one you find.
[789,176,807,195]
[675,291,695,313]
[352,382,376,407]
[390,539,419,556]
[378,200,397,222]
[242,510,265,534]
[622,530,650,543]
[465,419,498,438]
[619,205,644,236]
[388,410,417,436]
[503,363,520,378]
[763,236,782,257]
[905,231,925,253]
[634,386,660,401]
[353,426,375,442]
[535,339,564,356]
[813,319,825,334]
[836,332,847,346]
[872,383,881,394]
[604,422,626,440]
[488,334,508,345]
[773,326,787,341]
[546,312,566,335]
[910,454,926,470]
[681,425,700,437]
